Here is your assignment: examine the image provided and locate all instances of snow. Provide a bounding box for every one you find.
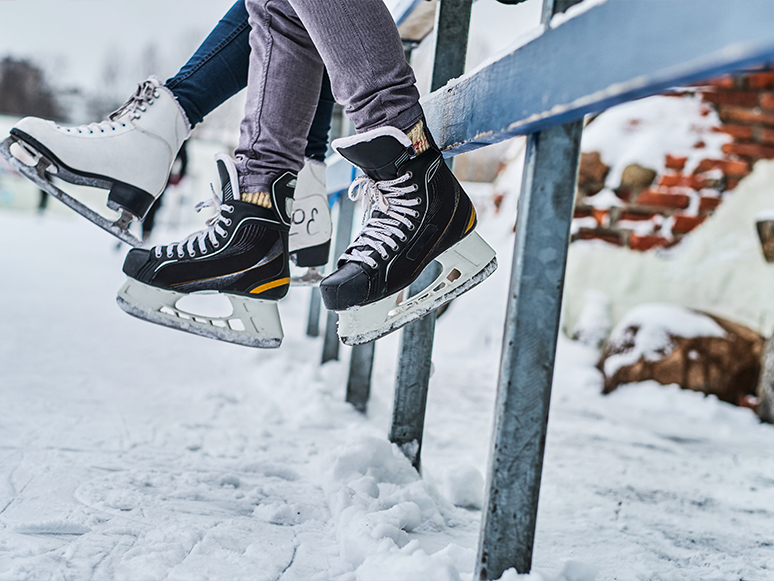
[563,160,774,337]
[580,94,731,191]
[549,0,608,29]
[1,192,773,580]
[603,303,727,377]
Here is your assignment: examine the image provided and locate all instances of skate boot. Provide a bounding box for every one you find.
[0,76,190,247]
[116,154,294,348]
[319,121,497,345]
[289,158,332,285]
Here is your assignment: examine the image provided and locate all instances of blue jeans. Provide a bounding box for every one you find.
[164,0,334,162]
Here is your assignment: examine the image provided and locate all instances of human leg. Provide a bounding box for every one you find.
[259,0,496,343]
[2,0,332,254]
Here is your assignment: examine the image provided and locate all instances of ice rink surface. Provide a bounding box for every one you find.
[0,204,772,580]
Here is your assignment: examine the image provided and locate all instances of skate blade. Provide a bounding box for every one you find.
[116,278,283,348]
[336,231,498,346]
[0,136,143,247]
[290,266,324,287]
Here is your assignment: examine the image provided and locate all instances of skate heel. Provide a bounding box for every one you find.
[107,181,156,221]
[292,240,331,268]
[116,279,284,348]
[336,231,497,345]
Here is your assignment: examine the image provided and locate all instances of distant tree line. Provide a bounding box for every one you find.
[0,57,62,120]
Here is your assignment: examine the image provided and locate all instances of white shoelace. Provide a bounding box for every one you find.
[341,172,421,269]
[154,186,234,259]
[60,80,161,135]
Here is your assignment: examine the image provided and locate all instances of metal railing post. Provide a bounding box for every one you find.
[389,0,473,467]
[307,287,322,337]
[475,1,584,576]
[321,193,356,364]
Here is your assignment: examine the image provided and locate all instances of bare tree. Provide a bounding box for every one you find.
[0,57,62,119]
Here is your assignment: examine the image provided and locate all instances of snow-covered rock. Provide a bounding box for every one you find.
[600,304,763,405]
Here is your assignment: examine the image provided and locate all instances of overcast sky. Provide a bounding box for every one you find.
[0,0,540,97]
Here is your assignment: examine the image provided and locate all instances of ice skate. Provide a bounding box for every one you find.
[289,158,332,285]
[0,77,190,247]
[319,122,497,346]
[116,154,294,348]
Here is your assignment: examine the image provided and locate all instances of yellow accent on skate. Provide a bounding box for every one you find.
[250,277,290,295]
[465,206,477,234]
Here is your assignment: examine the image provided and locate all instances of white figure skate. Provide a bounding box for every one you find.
[0,77,190,247]
[289,158,332,285]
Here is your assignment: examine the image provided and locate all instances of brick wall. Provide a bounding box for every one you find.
[573,65,774,251]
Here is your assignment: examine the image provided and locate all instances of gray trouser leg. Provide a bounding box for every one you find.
[236,0,423,192]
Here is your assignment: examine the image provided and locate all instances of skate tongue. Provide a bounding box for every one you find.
[332,127,413,181]
[215,154,240,202]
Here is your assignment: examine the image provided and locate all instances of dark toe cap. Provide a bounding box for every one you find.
[319,262,371,311]
[122,248,151,278]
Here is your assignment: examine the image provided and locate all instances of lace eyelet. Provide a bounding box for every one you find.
[213,242,220,248]
[412,185,419,192]
[405,171,413,179]
[224,219,232,226]
[408,224,415,231]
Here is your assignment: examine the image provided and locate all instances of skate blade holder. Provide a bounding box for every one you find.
[0,136,144,248]
[116,279,283,348]
[336,231,498,346]
[290,266,324,287]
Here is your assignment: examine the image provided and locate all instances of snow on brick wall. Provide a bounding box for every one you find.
[573,65,774,252]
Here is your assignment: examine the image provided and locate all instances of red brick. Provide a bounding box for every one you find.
[693,158,722,174]
[619,210,657,222]
[591,208,608,226]
[665,155,687,170]
[748,71,774,89]
[718,105,774,127]
[726,177,740,191]
[701,90,759,108]
[713,124,754,140]
[658,173,683,187]
[672,214,706,235]
[761,92,774,111]
[719,159,752,177]
[636,188,691,209]
[576,229,623,246]
[699,196,722,212]
[704,74,736,89]
[658,174,709,190]
[629,233,670,251]
[722,142,774,159]
[573,206,593,219]
[759,127,774,145]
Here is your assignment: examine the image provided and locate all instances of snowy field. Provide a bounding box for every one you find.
[0,201,773,581]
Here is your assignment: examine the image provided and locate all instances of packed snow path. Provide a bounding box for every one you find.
[0,209,772,580]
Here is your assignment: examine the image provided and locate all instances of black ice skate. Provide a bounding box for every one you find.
[319,123,497,345]
[0,77,190,247]
[116,154,294,348]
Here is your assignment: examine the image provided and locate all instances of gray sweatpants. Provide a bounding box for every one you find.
[235,0,424,192]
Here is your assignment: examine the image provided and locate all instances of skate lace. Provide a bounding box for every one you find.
[61,79,161,135]
[340,172,421,269]
[154,185,234,259]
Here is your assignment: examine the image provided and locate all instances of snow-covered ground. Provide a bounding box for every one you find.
[1,198,773,581]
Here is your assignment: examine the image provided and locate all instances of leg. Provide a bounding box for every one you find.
[269,0,497,342]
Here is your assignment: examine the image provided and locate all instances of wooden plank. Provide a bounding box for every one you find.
[423,0,774,154]
[398,0,437,42]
